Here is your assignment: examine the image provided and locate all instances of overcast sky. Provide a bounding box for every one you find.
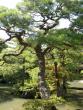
[0,0,21,39]
[0,0,22,8]
[0,0,70,40]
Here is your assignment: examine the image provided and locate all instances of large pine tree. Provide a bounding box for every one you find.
[0,0,82,98]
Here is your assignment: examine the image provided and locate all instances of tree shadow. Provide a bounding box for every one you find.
[65,92,83,109]
[0,85,14,103]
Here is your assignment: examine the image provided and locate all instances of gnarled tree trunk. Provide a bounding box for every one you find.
[35,45,50,99]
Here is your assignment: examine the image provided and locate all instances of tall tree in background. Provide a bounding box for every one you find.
[0,0,82,98]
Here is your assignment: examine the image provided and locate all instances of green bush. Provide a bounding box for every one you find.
[14,83,37,99]
[23,96,65,110]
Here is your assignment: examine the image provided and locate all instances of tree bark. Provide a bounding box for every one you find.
[62,76,67,97]
[54,62,61,97]
[61,58,67,97]
[54,62,67,97]
[35,45,50,99]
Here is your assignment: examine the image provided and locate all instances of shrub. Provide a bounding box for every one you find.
[14,83,37,99]
[23,96,65,110]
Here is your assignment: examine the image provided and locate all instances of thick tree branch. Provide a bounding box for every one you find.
[16,36,31,47]
[0,26,31,47]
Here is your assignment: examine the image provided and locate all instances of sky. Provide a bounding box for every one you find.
[0,0,22,8]
[0,0,22,40]
[0,0,70,40]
